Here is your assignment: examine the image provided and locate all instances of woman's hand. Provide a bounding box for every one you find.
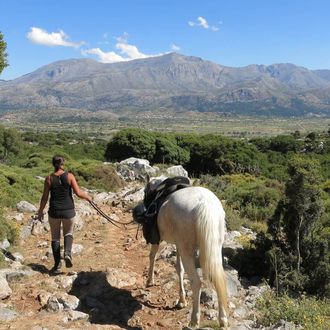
[37,209,44,221]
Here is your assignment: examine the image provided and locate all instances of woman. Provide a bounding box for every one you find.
[38,155,92,275]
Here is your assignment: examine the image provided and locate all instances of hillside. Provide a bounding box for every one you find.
[1,53,330,116]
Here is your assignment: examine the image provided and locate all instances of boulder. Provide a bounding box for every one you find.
[165,165,188,177]
[0,277,12,300]
[0,239,10,250]
[117,158,158,181]
[16,201,37,213]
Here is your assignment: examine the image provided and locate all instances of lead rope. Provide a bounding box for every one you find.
[89,201,135,229]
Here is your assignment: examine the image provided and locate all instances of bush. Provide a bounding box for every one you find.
[200,174,283,224]
[256,291,330,330]
[71,161,124,192]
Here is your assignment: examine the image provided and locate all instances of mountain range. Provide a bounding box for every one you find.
[1,52,330,117]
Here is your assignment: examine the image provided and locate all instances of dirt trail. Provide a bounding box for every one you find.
[1,201,210,330]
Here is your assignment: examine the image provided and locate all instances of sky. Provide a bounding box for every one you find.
[1,0,330,80]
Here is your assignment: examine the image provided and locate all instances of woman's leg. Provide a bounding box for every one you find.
[63,217,75,267]
[48,216,62,274]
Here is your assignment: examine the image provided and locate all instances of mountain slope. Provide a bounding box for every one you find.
[0,53,330,116]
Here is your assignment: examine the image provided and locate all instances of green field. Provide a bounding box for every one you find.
[2,110,330,138]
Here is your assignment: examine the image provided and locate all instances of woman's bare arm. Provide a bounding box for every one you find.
[38,176,51,220]
[68,173,92,202]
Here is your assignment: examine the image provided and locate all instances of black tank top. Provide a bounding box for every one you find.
[48,172,76,219]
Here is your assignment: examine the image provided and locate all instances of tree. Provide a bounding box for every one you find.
[0,127,22,162]
[0,31,8,75]
[268,155,324,292]
[105,128,156,162]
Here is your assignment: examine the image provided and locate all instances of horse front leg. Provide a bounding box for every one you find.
[146,244,159,287]
[175,251,187,308]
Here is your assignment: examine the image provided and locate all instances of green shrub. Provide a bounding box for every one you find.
[71,161,124,192]
[256,291,330,330]
[200,174,283,224]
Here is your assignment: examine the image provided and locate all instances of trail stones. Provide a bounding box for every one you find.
[45,293,79,311]
[0,305,18,321]
[106,267,137,288]
[0,277,12,300]
[16,201,37,213]
[165,165,188,177]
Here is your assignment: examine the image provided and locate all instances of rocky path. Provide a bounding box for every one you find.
[0,191,216,330]
[0,180,273,330]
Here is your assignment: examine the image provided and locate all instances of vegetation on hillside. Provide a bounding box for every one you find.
[0,124,329,325]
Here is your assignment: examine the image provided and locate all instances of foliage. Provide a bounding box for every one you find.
[105,128,190,165]
[70,161,124,192]
[200,174,283,225]
[0,125,23,162]
[0,31,8,75]
[0,190,20,258]
[256,291,330,330]
[227,232,273,279]
[105,128,156,162]
[267,156,329,296]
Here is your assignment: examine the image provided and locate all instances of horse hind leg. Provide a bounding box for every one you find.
[179,248,201,327]
[175,251,187,308]
[147,244,159,287]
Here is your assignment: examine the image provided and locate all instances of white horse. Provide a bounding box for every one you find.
[142,177,228,328]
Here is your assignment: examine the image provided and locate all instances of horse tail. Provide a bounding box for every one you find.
[195,196,228,313]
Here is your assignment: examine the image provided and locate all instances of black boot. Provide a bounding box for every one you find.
[64,234,73,268]
[50,240,62,275]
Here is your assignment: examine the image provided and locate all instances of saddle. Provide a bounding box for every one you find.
[133,176,191,244]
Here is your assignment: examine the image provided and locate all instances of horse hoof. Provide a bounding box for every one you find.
[220,317,229,329]
[146,281,154,287]
[176,301,186,309]
[188,321,199,329]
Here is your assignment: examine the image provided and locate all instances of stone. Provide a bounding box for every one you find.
[0,277,12,300]
[0,306,18,321]
[200,288,218,308]
[16,201,37,213]
[56,293,80,310]
[55,274,78,289]
[37,291,52,307]
[225,269,241,297]
[203,308,218,320]
[11,213,24,222]
[46,296,63,312]
[0,239,10,250]
[72,243,83,255]
[12,252,24,262]
[93,192,117,204]
[106,268,137,288]
[67,310,89,321]
[165,165,188,177]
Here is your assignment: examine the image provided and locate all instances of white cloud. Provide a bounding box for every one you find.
[198,16,209,29]
[171,44,181,51]
[116,32,129,44]
[82,35,165,63]
[188,16,220,31]
[27,27,84,47]
[81,48,126,63]
[116,42,148,59]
